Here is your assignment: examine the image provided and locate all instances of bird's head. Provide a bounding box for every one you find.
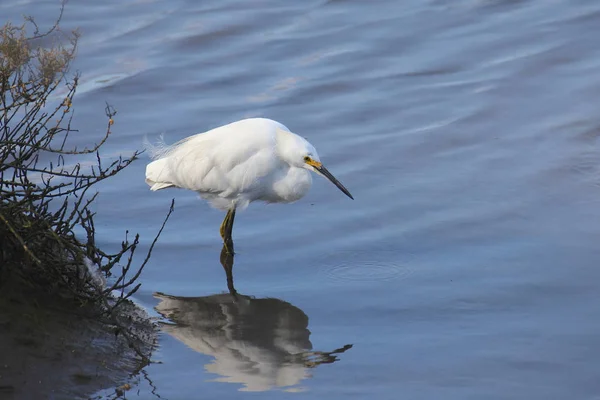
[279,130,353,200]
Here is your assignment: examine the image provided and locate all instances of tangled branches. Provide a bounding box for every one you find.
[0,15,170,362]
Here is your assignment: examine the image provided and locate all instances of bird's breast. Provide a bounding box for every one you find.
[266,167,312,203]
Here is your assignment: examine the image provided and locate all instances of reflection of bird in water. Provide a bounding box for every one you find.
[154,292,351,392]
[154,243,352,392]
[145,118,353,254]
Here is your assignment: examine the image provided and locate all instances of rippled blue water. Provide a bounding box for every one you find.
[3,0,600,398]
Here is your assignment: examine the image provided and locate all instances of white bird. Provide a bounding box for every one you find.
[145,118,353,252]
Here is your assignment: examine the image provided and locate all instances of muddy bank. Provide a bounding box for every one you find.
[0,290,156,400]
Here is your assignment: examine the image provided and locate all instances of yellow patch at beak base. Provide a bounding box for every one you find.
[306,159,322,168]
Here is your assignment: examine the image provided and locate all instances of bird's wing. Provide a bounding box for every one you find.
[164,127,281,199]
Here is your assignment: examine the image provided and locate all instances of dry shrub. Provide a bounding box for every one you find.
[0,11,172,363]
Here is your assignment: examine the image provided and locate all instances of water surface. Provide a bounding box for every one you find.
[2,0,600,398]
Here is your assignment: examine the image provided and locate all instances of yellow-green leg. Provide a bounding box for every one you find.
[220,208,236,254]
[219,209,233,240]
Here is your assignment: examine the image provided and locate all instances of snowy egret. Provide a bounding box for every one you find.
[145,118,353,252]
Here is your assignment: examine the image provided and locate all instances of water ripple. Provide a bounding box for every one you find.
[317,250,416,284]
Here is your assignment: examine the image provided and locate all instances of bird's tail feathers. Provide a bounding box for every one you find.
[147,181,174,191]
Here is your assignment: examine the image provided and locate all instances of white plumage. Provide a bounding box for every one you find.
[145,117,352,248]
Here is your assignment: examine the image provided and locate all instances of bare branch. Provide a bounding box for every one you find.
[1,16,172,369]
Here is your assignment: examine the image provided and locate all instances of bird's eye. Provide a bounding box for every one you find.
[303,156,311,162]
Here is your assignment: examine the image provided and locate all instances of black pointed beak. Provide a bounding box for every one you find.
[316,164,354,200]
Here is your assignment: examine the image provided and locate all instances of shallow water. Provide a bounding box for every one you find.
[3,0,600,398]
